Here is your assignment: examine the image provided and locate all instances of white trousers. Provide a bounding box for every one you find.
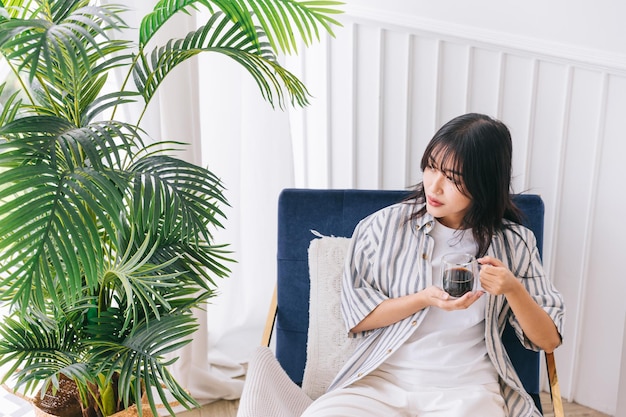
[300,371,506,417]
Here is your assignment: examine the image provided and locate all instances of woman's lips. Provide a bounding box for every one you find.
[427,195,443,207]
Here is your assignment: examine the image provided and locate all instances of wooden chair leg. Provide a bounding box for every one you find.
[261,284,278,347]
[545,351,564,417]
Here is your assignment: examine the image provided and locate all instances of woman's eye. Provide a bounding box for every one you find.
[444,173,460,185]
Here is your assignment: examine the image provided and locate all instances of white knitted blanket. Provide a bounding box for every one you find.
[236,346,312,417]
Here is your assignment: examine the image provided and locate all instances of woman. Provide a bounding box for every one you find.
[301,113,564,417]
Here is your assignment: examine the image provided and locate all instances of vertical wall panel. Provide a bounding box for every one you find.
[526,61,570,268]
[407,36,440,183]
[354,24,383,188]
[285,49,307,187]
[468,48,502,116]
[599,76,626,411]
[380,30,412,188]
[499,54,536,192]
[437,41,471,124]
[302,35,330,188]
[552,68,605,404]
[329,23,357,188]
[573,73,626,413]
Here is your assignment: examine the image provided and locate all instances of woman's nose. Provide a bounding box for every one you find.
[430,171,445,192]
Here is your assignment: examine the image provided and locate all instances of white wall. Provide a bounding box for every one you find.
[286,1,626,414]
[353,0,626,57]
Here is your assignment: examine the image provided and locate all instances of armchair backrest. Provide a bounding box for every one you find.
[275,188,545,409]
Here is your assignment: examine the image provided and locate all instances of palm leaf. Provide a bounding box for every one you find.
[151,241,232,292]
[134,12,310,108]
[0,314,90,394]
[0,82,23,125]
[29,44,135,124]
[215,0,343,54]
[129,155,228,242]
[0,4,133,124]
[122,154,232,296]
[90,315,199,416]
[0,118,145,309]
[140,0,343,54]
[140,0,214,46]
[221,44,311,107]
[0,3,127,84]
[102,233,191,332]
[81,90,139,124]
[0,164,106,308]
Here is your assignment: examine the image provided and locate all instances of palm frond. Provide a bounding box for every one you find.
[140,0,214,46]
[0,4,128,83]
[102,233,192,332]
[134,12,310,108]
[151,241,232,292]
[133,11,239,105]
[0,314,89,394]
[120,154,232,297]
[221,43,311,107]
[81,90,139,125]
[0,82,23,125]
[0,119,145,308]
[90,315,199,416]
[129,155,228,241]
[211,0,344,54]
[141,0,344,54]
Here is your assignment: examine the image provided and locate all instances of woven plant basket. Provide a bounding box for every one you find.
[30,403,156,417]
[3,384,170,417]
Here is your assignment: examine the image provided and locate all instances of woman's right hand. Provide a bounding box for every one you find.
[422,285,485,311]
[350,286,485,333]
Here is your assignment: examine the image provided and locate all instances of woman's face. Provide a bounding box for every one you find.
[422,153,472,229]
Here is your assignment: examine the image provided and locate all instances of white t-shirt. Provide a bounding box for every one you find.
[377,220,498,388]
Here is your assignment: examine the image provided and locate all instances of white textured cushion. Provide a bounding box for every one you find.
[302,236,358,400]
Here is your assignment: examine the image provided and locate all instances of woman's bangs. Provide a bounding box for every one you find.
[430,144,465,184]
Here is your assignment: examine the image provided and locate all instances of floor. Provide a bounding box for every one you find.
[0,385,34,417]
[1,386,612,417]
[193,394,614,417]
[539,392,611,417]
[185,393,614,417]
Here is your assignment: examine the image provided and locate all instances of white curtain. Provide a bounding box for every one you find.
[113,4,296,404]
[187,49,296,403]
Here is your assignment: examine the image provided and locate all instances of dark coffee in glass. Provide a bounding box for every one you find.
[441,253,477,297]
[442,267,474,297]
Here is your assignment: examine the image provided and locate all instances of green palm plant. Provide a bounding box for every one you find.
[0,1,342,416]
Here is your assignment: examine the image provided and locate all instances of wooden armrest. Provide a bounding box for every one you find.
[546,351,564,417]
[261,284,278,347]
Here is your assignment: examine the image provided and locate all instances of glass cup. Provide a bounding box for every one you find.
[441,253,478,297]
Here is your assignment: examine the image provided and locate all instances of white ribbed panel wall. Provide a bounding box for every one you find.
[286,11,626,416]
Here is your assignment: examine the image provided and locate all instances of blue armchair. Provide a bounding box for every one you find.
[255,188,563,416]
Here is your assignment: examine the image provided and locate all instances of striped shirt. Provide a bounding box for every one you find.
[328,200,565,417]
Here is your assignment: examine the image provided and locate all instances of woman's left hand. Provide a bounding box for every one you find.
[478,256,562,352]
[477,256,521,295]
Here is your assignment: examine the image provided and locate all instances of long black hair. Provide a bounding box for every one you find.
[407,113,523,257]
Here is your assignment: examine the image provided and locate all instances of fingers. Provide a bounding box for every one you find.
[435,287,450,301]
[436,290,484,311]
[423,285,449,301]
[478,256,503,267]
